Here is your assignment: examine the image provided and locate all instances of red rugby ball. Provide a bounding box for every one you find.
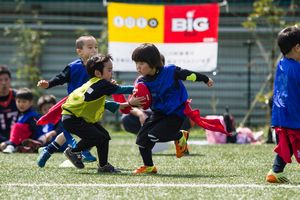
[131,83,152,110]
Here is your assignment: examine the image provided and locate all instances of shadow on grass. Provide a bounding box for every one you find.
[76,169,236,179]
[153,153,205,157]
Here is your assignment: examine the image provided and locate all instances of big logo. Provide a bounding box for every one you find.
[164,4,219,43]
[172,10,209,32]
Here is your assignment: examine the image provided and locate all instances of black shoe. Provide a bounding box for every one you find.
[97,163,121,173]
[63,147,84,169]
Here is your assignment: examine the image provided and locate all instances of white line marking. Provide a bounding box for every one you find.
[1,183,300,189]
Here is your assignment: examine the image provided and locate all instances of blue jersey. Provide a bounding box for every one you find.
[67,59,89,94]
[138,65,188,118]
[48,58,89,94]
[18,109,43,137]
[271,57,300,129]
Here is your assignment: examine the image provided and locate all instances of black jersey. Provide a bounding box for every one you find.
[0,89,19,139]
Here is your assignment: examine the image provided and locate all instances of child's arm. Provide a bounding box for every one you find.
[37,66,70,89]
[174,67,214,87]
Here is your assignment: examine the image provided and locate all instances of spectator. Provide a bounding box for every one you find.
[0,65,19,143]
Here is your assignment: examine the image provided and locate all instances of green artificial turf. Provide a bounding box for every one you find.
[0,130,299,199]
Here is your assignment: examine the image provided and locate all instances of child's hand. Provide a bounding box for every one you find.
[111,79,118,85]
[128,96,146,107]
[206,78,214,87]
[37,80,49,89]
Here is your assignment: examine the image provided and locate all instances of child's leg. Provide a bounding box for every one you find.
[37,132,66,167]
[62,126,96,162]
[62,117,110,167]
[272,154,288,173]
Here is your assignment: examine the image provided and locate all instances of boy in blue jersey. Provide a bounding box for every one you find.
[266,26,300,183]
[1,88,42,153]
[61,54,143,172]
[36,35,98,167]
[0,66,19,145]
[131,43,214,174]
[21,94,67,152]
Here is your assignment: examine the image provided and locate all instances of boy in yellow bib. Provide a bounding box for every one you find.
[61,54,143,173]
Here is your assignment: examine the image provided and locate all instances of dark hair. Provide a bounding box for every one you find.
[76,35,96,49]
[277,26,300,55]
[0,65,11,79]
[132,43,162,69]
[86,54,113,77]
[160,53,165,65]
[37,94,56,111]
[16,88,33,101]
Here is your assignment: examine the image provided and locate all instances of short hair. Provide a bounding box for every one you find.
[16,88,34,101]
[0,65,11,79]
[277,26,300,55]
[75,35,96,49]
[132,43,162,69]
[37,94,56,111]
[86,54,113,77]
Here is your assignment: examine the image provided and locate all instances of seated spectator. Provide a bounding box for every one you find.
[20,94,67,152]
[0,88,42,153]
[0,65,19,143]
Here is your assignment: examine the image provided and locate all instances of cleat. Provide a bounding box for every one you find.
[174,130,189,158]
[22,139,42,151]
[82,150,97,163]
[63,147,84,169]
[266,169,290,183]
[133,165,157,175]
[184,144,190,155]
[37,147,51,168]
[98,163,121,173]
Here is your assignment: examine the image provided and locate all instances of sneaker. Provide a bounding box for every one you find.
[82,150,97,163]
[266,169,290,183]
[63,147,84,169]
[37,147,51,168]
[133,166,157,175]
[2,144,16,154]
[22,139,42,151]
[174,130,189,158]
[97,163,121,173]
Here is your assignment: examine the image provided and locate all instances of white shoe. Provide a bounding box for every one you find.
[3,145,16,154]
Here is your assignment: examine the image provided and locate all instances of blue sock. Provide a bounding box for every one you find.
[47,141,61,154]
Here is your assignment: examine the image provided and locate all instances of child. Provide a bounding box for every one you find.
[36,35,98,166]
[61,54,143,172]
[21,94,65,151]
[131,43,214,174]
[0,65,19,144]
[266,26,300,183]
[1,88,42,153]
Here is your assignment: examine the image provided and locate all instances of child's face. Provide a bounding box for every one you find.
[40,103,54,115]
[135,61,156,76]
[0,73,11,96]
[16,99,33,113]
[77,38,98,62]
[95,60,113,81]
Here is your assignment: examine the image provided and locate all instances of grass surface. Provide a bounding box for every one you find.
[0,130,300,199]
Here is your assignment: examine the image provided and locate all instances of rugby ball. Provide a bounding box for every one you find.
[130,83,152,110]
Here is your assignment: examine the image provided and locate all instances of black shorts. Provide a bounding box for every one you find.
[136,112,184,149]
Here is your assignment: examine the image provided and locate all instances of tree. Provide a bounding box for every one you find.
[240,0,299,126]
[3,0,50,96]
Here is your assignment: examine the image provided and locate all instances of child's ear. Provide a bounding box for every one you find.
[76,48,82,56]
[94,70,102,77]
